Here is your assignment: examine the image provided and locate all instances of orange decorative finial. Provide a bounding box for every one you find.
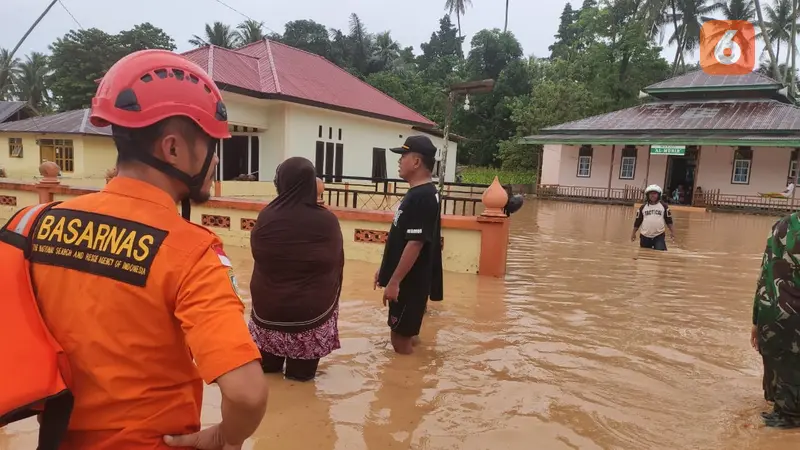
[38,161,60,184]
[480,176,508,217]
[316,177,325,205]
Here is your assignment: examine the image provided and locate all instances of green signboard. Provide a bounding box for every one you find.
[650,145,686,155]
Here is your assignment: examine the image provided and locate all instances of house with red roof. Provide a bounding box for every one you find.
[524,70,800,212]
[0,39,459,183]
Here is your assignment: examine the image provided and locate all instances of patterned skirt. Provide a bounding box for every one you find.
[248,309,340,360]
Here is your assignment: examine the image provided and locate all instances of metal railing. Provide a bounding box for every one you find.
[699,190,800,213]
[322,188,484,216]
[536,184,643,203]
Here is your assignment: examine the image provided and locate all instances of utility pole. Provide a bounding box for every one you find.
[791,0,797,98]
[7,0,58,63]
[438,79,495,194]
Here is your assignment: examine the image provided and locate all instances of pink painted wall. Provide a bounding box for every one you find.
[542,144,793,196]
[543,144,666,189]
[696,146,794,195]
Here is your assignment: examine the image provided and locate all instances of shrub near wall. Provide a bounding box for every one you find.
[459,167,536,185]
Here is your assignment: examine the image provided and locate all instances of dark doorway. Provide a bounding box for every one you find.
[222,136,249,180]
[372,148,387,180]
[664,146,699,205]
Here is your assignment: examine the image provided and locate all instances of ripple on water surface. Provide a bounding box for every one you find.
[1,200,799,449]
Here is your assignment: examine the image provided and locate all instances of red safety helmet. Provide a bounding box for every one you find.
[91,49,230,139]
[91,49,230,219]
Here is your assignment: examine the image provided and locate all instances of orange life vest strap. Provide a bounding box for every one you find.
[0,201,74,450]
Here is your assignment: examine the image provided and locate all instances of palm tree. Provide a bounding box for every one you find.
[14,52,50,111]
[758,0,799,71]
[189,22,239,49]
[444,0,472,37]
[371,31,400,69]
[663,0,726,74]
[236,19,265,46]
[0,48,20,101]
[504,0,510,32]
[721,0,756,19]
[755,0,780,77]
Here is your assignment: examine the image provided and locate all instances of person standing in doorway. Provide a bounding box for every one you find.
[753,214,800,428]
[374,135,443,355]
[631,184,675,251]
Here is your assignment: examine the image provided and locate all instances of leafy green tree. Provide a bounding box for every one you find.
[189,22,238,49]
[370,32,401,72]
[49,25,178,111]
[418,15,464,83]
[466,29,523,80]
[347,13,373,76]
[549,3,579,59]
[117,23,175,53]
[49,28,120,111]
[280,20,331,57]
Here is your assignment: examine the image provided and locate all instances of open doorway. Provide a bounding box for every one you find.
[664,146,698,205]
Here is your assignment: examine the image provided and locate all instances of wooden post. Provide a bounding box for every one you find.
[793,148,799,203]
[692,145,703,206]
[644,145,652,186]
[607,145,616,199]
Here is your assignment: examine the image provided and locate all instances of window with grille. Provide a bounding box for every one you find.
[577,145,593,178]
[8,137,22,158]
[790,149,799,181]
[39,139,74,173]
[732,146,752,184]
[619,145,637,179]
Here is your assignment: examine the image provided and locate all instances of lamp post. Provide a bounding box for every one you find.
[438,79,494,193]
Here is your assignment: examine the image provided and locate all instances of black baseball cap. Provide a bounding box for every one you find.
[390,135,438,159]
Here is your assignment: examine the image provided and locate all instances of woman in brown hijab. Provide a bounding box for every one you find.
[248,157,344,381]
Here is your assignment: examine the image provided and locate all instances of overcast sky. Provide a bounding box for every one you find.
[0,0,770,69]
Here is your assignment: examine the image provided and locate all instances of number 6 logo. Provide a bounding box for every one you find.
[701,20,755,75]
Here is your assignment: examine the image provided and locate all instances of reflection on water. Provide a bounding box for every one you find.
[2,200,797,449]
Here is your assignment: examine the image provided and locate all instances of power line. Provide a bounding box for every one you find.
[58,0,83,30]
[209,0,278,35]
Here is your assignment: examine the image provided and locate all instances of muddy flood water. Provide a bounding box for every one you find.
[2,199,799,449]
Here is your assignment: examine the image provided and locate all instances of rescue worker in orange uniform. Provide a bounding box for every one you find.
[25,50,268,448]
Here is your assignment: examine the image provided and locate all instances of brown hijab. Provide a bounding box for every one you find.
[249,157,344,333]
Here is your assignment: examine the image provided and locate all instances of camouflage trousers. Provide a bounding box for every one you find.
[763,354,776,403]
[763,352,800,419]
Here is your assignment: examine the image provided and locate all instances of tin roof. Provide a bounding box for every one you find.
[541,99,800,133]
[180,40,435,127]
[522,133,800,147]
[0,101,36,123]
[644,70,783,92]
[0,109,110,136]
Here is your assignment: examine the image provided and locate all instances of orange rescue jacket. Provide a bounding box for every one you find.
[0,202,74,450]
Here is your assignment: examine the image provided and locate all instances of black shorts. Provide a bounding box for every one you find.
[640,233,667,251]
[388,288,429,337]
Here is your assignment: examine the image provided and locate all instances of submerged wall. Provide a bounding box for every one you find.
[0,178,511,277]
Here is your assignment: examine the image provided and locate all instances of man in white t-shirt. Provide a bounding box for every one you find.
[631,184,675,251]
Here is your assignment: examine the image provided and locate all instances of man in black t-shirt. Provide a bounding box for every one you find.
[374,135,444,355]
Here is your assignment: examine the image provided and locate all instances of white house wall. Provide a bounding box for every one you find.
[283,103,456,182]
[222,91,270,129]
[258,103,287,181]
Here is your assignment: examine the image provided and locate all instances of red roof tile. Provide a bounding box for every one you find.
[181,40,435,127]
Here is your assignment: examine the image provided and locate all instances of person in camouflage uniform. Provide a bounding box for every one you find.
[753,213,800,428]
